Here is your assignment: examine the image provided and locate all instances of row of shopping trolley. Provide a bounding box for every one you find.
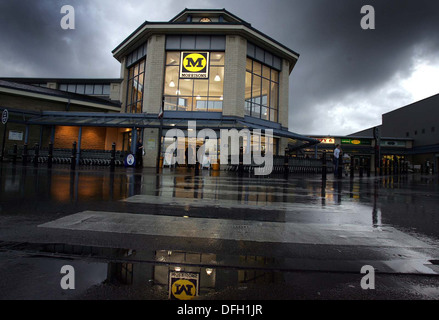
[10,148,126,167]
[225,156,334,174]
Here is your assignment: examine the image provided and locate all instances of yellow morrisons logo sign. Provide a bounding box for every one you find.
[180,52,209,79]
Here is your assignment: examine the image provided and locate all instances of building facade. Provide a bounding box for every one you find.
[112,8,314,167]
[0,8,317,169]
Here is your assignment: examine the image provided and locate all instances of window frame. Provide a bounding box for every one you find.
[125,59,146,113]
[163,50,225,112]
[245,58,279,123]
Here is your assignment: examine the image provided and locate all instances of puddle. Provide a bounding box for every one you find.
[2,241,439,300]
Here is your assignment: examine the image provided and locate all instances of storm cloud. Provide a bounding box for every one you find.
[0,0,438,135]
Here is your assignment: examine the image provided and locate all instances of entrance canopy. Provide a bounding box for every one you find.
[8,109,318,149]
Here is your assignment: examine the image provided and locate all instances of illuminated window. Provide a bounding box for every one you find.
[164,51,224,112]
[126,60,145,113]
[245,58,279,122]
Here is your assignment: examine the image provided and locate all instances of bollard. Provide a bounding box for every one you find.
[71,141,77,170]
[48,142,53,168]
[284,148,289,176]
[33,143,39,167]
[110,142,116,172]
[350,156,355,178]
[366,158,371,177]
[238,147,243,175]
[322,152,327,180]
[22,144,28,165]
[12,144,17,165]
[359,157,364,178]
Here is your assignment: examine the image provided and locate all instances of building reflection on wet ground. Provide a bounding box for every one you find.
[1,163,439,299]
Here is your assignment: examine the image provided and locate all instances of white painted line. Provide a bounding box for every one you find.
[39,211,432,249]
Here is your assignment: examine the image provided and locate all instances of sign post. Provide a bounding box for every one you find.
[373,126,381,175]
[1,109,9,162]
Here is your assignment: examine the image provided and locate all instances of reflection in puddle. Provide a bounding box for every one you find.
[9,242,284,300]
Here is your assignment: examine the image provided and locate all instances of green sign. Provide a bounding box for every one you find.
[341,138,372,146]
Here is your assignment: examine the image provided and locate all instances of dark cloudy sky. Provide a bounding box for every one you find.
[1,0,438,135]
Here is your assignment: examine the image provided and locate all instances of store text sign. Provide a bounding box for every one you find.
[180,52,210,79]
[318,138,335,144]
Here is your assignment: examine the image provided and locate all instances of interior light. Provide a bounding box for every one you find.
[169,80,175,88]
[220,96,223,101]
[206,268,213,276]
[175,267,182,272]
[196,95,201,100]
[176,90,181,95]
[214,75,221,82]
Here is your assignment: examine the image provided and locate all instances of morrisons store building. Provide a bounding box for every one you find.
[0,9,317,168]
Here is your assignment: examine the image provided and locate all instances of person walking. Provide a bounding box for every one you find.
[334,144,341,177]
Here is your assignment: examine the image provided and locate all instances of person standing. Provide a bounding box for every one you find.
[135,139,144,168]
[334,144,341,176]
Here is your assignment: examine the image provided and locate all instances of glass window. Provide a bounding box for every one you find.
[179,79,193,96]
[164,96,178,111]
[208,99,223,112]
[67,84,76,93]
[94,84,103,95]
[245,58,279,122]
[164,66,179,96]
[246,59,252,72]
[262,65,271,80]
[178,97,189,111]
[163,51,224,113]
[85,84,94,94]
[166,52,180,66]
[252,74,261,105]
[271,69,279,83]
[252,104,261,118]
[194,79,208,97]
[210,52,224,66]
[76,84,85,94]
[209,66,224,97]
[262,79,269,106]
[253,61,262,76]
[261,106,268,121]
[125,59,146,113]
[195,99,208,111]
[59,84,68,91]
[270,83,278,109]
[103,85,110,95]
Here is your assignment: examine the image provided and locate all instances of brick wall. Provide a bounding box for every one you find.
[54,126,106,150]
[143,35,165,114]
[223,35,247,118]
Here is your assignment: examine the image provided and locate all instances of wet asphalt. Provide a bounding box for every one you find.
[0,163,439,300]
